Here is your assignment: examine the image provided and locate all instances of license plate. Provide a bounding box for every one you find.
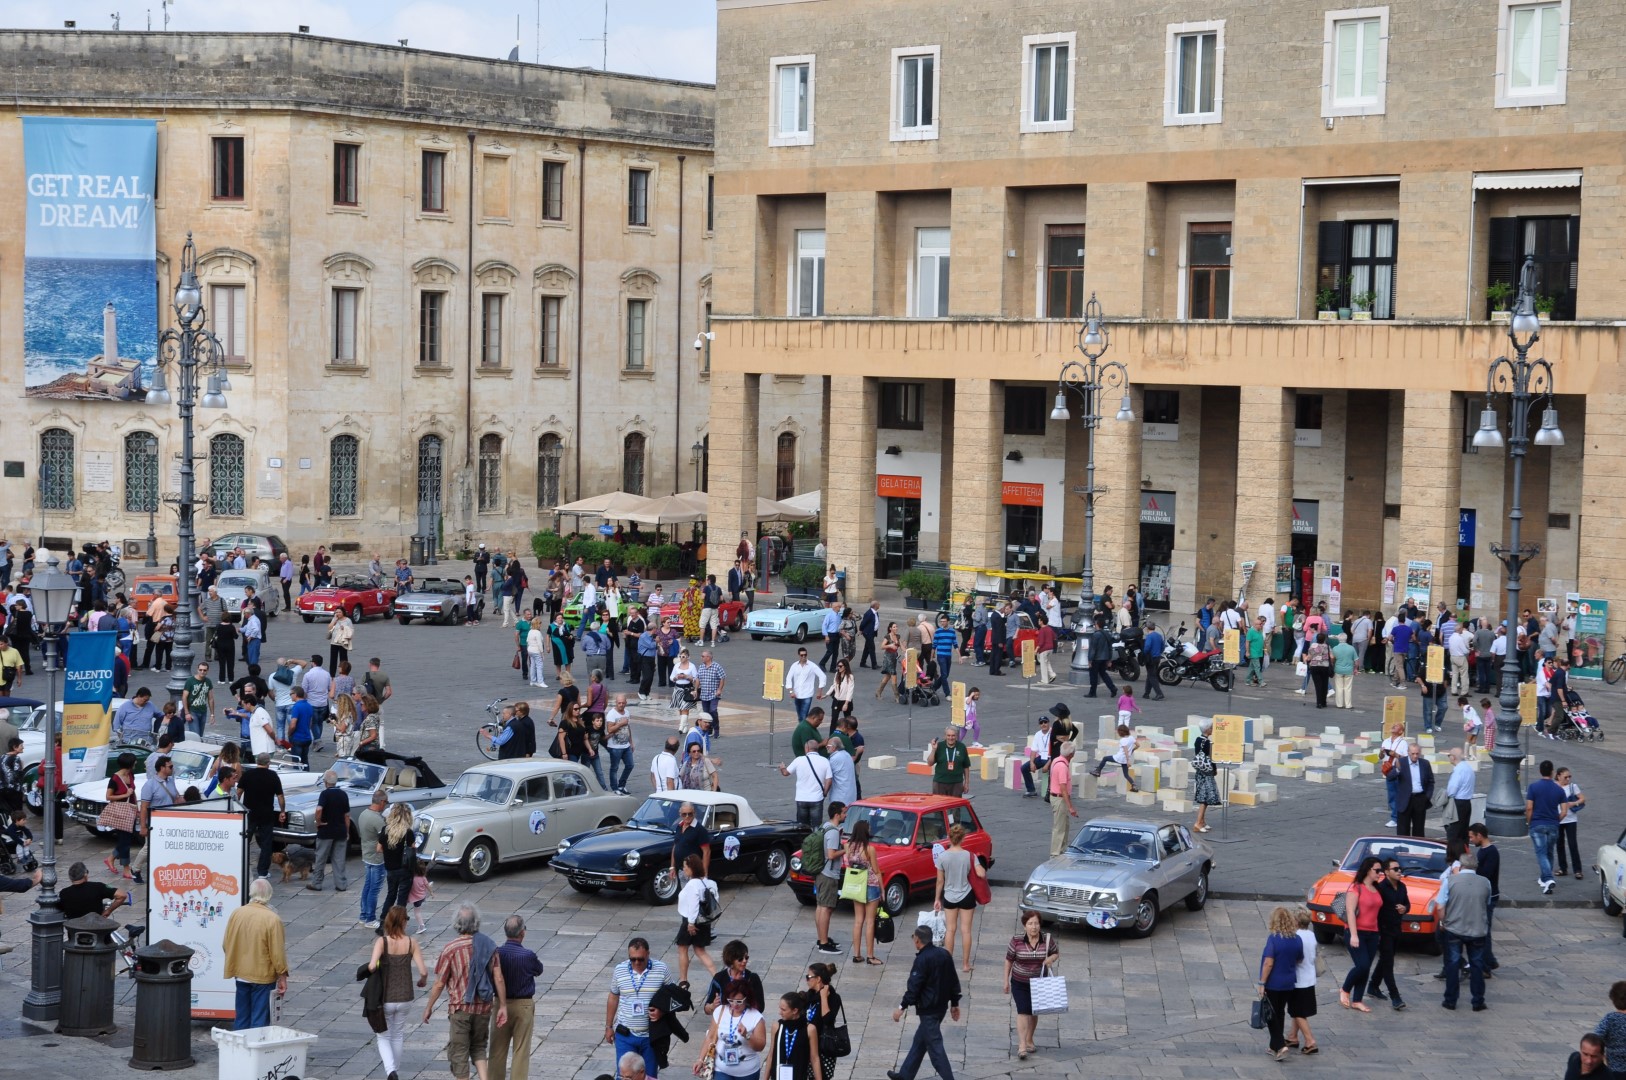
[315,603,327,611]
[1084,911,1119,930]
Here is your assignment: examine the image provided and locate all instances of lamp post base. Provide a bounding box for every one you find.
[1482,806,1529,840]
[21,907,64,1023]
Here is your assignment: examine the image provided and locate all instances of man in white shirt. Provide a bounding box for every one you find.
[1020,717,1052,800]
[1380,723,1409,828]
[649,736,680,792]
[779,739,832,828]
[1447,625,1473,696]
[1041,588,1063,629]
[1444,747,1476,844]
[249,700,279,757]
[783,648,828,723]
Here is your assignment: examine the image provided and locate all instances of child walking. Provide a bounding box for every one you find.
[962,686,983,747]
[408,858,434,934]
[1116,686,1141,727]
[1090,724,1143,793]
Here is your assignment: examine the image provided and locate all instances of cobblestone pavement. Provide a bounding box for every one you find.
[1,572,1620,1077]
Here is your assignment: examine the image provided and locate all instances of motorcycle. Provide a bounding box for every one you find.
[1110,631,1142,683]
[1157,623,1235,692]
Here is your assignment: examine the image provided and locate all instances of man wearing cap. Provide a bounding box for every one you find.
[1020,716,1052,799]
[474,544,490,595]
[1050,741,1079,856]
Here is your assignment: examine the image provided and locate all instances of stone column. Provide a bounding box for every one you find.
[1090,385,1144,600]
[705,371,759,584]
[825,375,877,602]
[1233,387,1295,602]
[826,192,881,317]
[1084,183,1150,318]
[948,379,1004,589]
[1232,177,1303,318]
[1196,388,1240,604]
[1341,390,1391,611]
[1579,393,1626,641]
[1398,390,1464,609]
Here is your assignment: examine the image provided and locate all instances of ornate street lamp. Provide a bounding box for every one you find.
[1050,293,1135,684]
[147,233,230,707]
[1472,254,1562,837]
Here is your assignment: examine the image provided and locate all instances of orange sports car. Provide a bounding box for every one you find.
[1305,836,1449,948]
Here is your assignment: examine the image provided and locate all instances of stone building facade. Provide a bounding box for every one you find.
[0,30,822,554]
[707,0,1626,635]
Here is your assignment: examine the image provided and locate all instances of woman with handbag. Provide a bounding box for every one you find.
[1338,856,1383,1013]
[1191,718,1222,833]
[674,852,720,985]
[101,753,139,879]
[1258,906,1304,1061]
[327,609,354,674]
[1306,632,1333,708]
[378,804,416,911]
[765,991,823,1080]
[803,962,847,1079]
[694,977,765,1080]
[874,623,901,701]
[842,820,883,965]
[933,824,986,973]
[367,904,428,1080]
[830,659,855,721]
[1004,909,1060,1059]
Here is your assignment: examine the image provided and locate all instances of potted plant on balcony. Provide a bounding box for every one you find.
[1535,294,1557,321]
[1337,274,1353,320]
[1486,280,1514,323]
[1351,289,1377,321]
[1315,286,1339,321]
[897,568,949,610]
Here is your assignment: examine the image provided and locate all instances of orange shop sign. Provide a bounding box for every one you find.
[1002,482,1045,507]
[877,474,923,499]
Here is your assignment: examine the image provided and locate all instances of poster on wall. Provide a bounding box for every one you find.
[61,630,116,786]
[1572,599,1609,680]
[1275,555,1294,594]
[1382,567,1398,606]
[1404,561,1433,606]
[146,803,246,1020]
[23,117,158,400]
[1535,597,1558,618]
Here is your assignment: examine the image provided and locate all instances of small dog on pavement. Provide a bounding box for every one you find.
[271,846,314,882]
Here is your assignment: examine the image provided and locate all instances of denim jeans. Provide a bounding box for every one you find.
[576,751,609,791]
[1341,938,1376,1003]
[1530,822,1559,882]
[612,1031,658,1079]
[607,746,634,792]
[359,861,387,922]
[274,704,291,742]
[794,696,813,723]
[897,1012,954,1080]
[1385,778,1402,821]
[1442,933,1486,1008]
[234,980,273,1030]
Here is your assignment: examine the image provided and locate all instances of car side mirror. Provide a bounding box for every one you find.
[1332,859,1340,868]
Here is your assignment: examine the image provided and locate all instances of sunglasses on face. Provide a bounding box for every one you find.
[727,998,746,1006]
[680,812,694,818]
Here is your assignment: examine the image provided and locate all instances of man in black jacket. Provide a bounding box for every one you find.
[887,924,961,1080]
[494,705,537,760]
[1366,857,1409,1009]
[1394,744,1434,837]
[1468,824,1502,966]
[987,605,1007,676]
[1087,621,1118,698]
[858,601,880,670]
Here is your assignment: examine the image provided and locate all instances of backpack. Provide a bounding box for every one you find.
[697,881,721,923]
[800,824,830,876]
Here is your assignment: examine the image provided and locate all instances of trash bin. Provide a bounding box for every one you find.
[409,534,426,566]
[130,939,195,1070]
[210,1026,318,1080]
[59,913,119,1037]
[836,568,848,598]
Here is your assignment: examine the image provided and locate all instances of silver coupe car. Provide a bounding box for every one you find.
[395,578,476,625]
[1020,818,1214,937]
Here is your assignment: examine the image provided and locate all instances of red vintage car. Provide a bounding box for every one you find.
[297,576,398,623]
[786,792,994,915]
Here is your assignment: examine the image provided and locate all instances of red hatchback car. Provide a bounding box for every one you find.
[297,576,398,623]
[787,792,994,916]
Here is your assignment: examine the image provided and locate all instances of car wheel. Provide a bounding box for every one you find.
[397,616,412,626]
[881,875,909,917]
[1421,934,1442,957]
[351,604,364,622]
[569,881,604,895]
[794,889,816,907]
[1184,868,1210,911]
[756,846,791,886]
[1603,877,1624,917]
[793,625,809,644]
[751,634,763,641]
[24,787,43,813]
[1127,891,1159,937]
[643,866,680,905]
[302,614,315,623]
[458,839,498,883]
[446,607,462,627]
[1312,925,1339,945]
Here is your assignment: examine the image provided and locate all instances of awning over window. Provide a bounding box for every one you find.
[1473,170,1582,190]
[1301,175,1400,186]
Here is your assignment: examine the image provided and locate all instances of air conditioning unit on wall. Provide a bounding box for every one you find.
[123,539,146,558]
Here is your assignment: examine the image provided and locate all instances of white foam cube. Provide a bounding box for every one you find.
[1161,797,1194,813]
[866,754,897,770]
[1131,763,1159,792]
[1098,715,1118,741]
[991,742,1018,755]
[1305,769,1334,784]
[1271,763,1306,778]
[1255,783,1280,804]
[1174,726,1194,746]
[1258,715,1275,736]
[1124,790,1156,807]
[1357,760,1376,775]
[1164,758,1191,788]
[1254,749,1280,767]
[1234,764,1259,792]
[1074,770,1099,800]
[1337,765,1360,780]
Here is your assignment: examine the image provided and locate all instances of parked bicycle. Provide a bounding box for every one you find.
[474,697,511,760]
[1603,638,1626,685]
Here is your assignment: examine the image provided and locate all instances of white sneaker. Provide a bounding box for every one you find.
[1385,819,1397,827]
[361,920,380,930]
[1294,689,1306,695]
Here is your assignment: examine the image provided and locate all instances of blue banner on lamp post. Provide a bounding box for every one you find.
[62,630,118,785]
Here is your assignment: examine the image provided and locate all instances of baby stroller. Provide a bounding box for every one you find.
[1556,687,1602,741]
[901,655,942,707]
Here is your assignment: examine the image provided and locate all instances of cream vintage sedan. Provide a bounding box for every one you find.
[413,760,640,882]
[1596,825,1626,919]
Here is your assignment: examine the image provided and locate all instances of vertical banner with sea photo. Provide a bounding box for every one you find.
[1572,599,1609,680]
[23,117,158,400]
[62,629,117,785]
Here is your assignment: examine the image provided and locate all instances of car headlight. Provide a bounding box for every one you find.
[789,854,802,872]
[1306,887,1315,903]
[557,838,572,852]
[1022,883,1045,901]
[438,827,455,844]
[624,850,641,868]
[286,812,306,829]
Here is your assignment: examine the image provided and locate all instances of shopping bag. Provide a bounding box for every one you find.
[916,908,946,946]
[874,908,895,943]
[1250,995,1274,1030]
[1029,971,1069,1015]
[839,866,869,903]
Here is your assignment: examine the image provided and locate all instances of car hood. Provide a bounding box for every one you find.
[1027,853,1151,893]
[553,822,675,861]
[413,794,516,824]
[398,592,454,604]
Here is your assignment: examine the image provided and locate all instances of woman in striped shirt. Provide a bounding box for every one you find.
[1003,909,1060,1059]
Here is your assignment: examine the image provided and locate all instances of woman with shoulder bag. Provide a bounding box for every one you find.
[694,977,766,1080]
[368,904,428,1080]
[803,962,846,1078]
[1004,909,1059,1059]
[1191,717,1222,833]
[675,852,719,985]
[101,753,139,879]
[842,820,883,965]
[1258,906,1305,1061]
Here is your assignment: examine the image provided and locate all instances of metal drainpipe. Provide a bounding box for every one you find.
[465,129,476,470]
[674,153,685,494]
[575,141,587,500]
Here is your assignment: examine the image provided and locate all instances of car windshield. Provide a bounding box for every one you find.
[135,581,173,596]
[1066,824,1157,861]
[414,581,463,595]
[332,760,387,791]
[1341,839,1449,877]
[167,750,215,782]
[14,706,45,733]
[450,772,514,804]
[628,796,694,831]
[334,576,371,591]
[218,574,257,590]
[843,806,918,846]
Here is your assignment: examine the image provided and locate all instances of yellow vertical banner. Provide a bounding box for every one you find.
[762,657,784,701]
[1222,628,1241,665]
[1519,681,1538,725]
[1021,638,1037,679]
[904,647,919,686]
[1426,644,1445,683]
[950,681,967,727]
[1382,696,1408,737]
[1211,715,1247,763]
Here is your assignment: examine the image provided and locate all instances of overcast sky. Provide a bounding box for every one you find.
[13,0,717,83]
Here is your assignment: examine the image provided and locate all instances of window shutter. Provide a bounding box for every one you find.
[1487,217,1519,288]
[1316,220,1346,301]
[1564,214,1580,292]
[1384,220,1398,318]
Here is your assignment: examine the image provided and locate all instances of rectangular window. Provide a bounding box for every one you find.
[421,150,446,212]
[539,296,563,367]
[332,288,359,364]
[480,294,503,367]
[771,57,814,145]
[541,160,565,221]
[1044,224,1085,319]
[1488,215,1580,320]
[212,136,244,200]
[706,174,715,233]
[914,227,951,318]
[1186,223,1231,319]
[1022,34,1075,132]
[481,155,511,220]
[794,229,826,317]
[1142,389,1181,425]
[891,47,940,141]
[1505,1,1565,101]
[1323,12,1387,116]
[628,168,650,227]
[210,284,246,362]
[1165,22,1224,125]
[1004,386,1049,437]
[1296,394,1325,430]
[702,302,712,372]
[625,299,648,370]
[419,292,444,367]
[1316,219,1399,318]
[333,142,360,206]
[879,382,925,429]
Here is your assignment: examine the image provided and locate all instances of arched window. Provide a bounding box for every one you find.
[478,433,503,512]
[537,434,563,509]
[622,432,646,496]
[39,428,74,511]
[775,432,797,500]
[417,434,444,516]
[124,431,159,513]
[329,434,360,517]
[209,433,245,516]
